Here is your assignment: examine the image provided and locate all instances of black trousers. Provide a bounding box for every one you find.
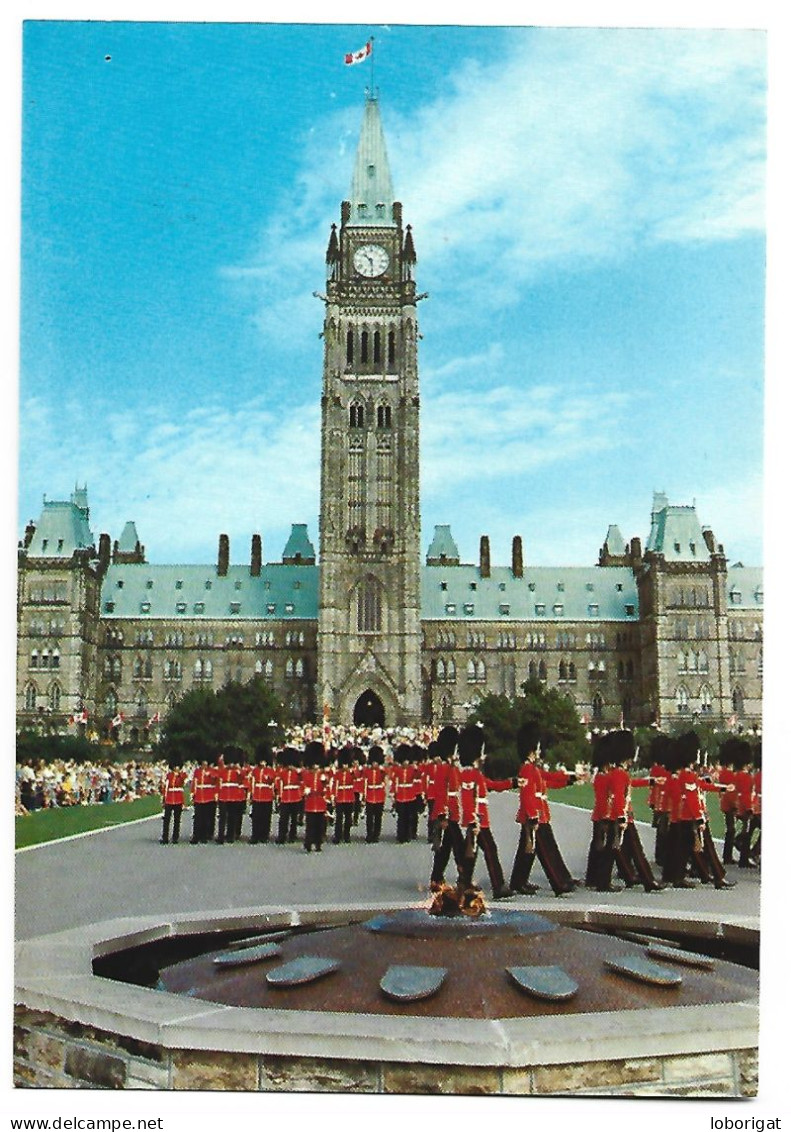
[663,821,702,884]
[477,827,506,892]
[191,802,216,843]
[277,801,299,843]
[216,801,231,843]
[304,811,326,850]
[365,802,384,843]
[395,801,411,843]
[618,823,659,890]
[431,820,466,884]
[511,821,573,896]
[161,804,182,844]
[333,802,354,843]
[654,812,670,866]
[250,801,273,843]
[230,801,245,842]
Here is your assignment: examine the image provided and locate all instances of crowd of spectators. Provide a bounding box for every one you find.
[15,758,168,816]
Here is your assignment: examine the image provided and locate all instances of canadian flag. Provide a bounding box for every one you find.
[112,712,124,728]
[345,40,372,65]
[148,712,161,726]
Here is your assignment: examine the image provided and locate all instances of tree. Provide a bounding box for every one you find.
[468,679,589,775]
[158,677,285,765]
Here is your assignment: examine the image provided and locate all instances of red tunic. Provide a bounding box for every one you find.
[301,768,330,813]
[162,769,186,806]
[362,765,386,805]
[278,767,303,805]
[332,768,357,805]
[249,765,276,803]
[190,765,217,805]
[591,769,612,821]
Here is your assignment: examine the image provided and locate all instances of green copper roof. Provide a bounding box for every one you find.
[26,493,95,558]
[282,523,316,563]
[426,524,460,564]
[348,95,396,227]
[726,565,763,611]
[603,524,626,555]
[101,563,318,621]
[645,492,710,562]
[118,521,141,553]
[420,564,639,622]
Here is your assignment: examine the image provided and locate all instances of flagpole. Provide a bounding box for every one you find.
[370,36,375,97]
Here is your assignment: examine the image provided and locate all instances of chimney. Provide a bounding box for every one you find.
[630,536,642,564]
[479,535,491,579]
[512,535,524,578]
[702,528,716,554]
[218,534,229,577]
[251,534,262,577]
[98,533,111,574]
[24,520,36,548]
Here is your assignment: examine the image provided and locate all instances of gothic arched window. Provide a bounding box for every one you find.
[346,328,354,365]
[24,683,37,711]
[349,401,364,428]
[373,330,381,364]
[357,577,382,633]
[361,330,369,364]
[387,330,396,367]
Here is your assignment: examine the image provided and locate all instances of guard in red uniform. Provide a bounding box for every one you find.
[509,721,577,896]
[160,759,187,844]
[190,754,218,844]
[391,744,415,844]
[424,741,441,844]
[732,739,758,868]
[456,725,515,897]
[647,732,673,867]
[276,748,303,844]
[302,740,330,852]
[663,731,734,888]
[430,726,466,887]
[249,743,276,844]
[332,748,357,843]
[715,738,739,864]
[602,730,664,892]
[585,734,615,889]
[362,744,387,843]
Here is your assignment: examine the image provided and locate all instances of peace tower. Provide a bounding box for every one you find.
[316,94,423,726]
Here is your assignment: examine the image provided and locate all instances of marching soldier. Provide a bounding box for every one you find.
[160,758,187,845]
[509,721,577,896]
[391,744,415,844]
[430,726,466,888]
[603,730,664,893]
[662,731,734,888]
[456,724,515,897]
[585,734,615,889]
[732,739,758,868]
[715,737,739,864]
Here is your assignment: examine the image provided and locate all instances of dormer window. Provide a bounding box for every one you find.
[375,202,385,217]
[357,203,368,217]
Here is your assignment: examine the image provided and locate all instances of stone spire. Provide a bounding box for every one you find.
[347,95,396,227]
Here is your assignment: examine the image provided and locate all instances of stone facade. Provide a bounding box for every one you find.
[15,97,763,737]
[13,1006,758,1096]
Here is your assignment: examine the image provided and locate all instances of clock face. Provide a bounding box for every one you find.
[353,243,389,278]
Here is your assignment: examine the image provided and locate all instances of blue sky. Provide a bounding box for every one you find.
[18,21,765,567]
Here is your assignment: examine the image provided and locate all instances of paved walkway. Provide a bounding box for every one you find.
[15,793,760,941]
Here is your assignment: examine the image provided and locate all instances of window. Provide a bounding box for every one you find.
[463,603,475,615]
[24,683,37,711]
[588,603,599,616]
[553,604,564,616]
[146,579,154,589]
[176,602,187,614]
[347,329,354,365]
[104,601,115,613]
[140,601,151,613]
[445,603,457,615]
[194,602,205,614]
[230,602,241,614]
[175,580,183,589]
[499,603,510,615]
[350,402,364,428]
[358,578,382,632]
[388,330,396,367]
[116,579,124,589]
[675,685,689,714]
[625,604,635,616]
[535,604,545,616]
[267,603,276,614]
[284,602,294,614]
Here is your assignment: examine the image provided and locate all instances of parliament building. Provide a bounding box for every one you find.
[16,96,763,740]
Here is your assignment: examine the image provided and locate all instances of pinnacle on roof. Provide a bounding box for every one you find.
[603,524,626,555]
[282,524,316,564]
[347,94,396,227]
[117,521,141,554]
[426,525,460,566]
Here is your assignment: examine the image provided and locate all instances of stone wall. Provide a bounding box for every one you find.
[14,1007,758,1097]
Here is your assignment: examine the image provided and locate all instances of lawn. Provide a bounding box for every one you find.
[553,781,726,840]
[15,795,164,849]
[15,780,727,848]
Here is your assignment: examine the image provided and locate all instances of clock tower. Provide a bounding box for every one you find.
[317,94,422,727]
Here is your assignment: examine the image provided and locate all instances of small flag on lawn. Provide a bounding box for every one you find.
[345,40,372,66]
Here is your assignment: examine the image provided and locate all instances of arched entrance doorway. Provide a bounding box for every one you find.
[353,689,385,727]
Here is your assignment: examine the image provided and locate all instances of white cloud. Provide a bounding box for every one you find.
[20,395,321,563]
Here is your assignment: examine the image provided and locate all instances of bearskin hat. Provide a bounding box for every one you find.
[368,744,384,765]
[673,730,700,770]
[608,729,635,766]
[436,726,459,760]
[649,732,672,769]
[304,740,324,767]
[516,719,542,759]
[458,724,486,766]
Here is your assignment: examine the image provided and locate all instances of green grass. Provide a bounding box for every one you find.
[550,781,726,840]
[15,795,163,849]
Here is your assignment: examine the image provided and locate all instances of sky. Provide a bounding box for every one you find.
[18,21,766,568]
